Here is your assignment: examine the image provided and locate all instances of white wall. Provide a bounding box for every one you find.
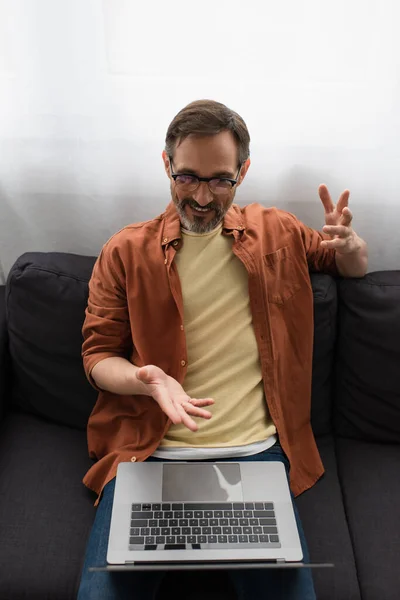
[1,0,399,283]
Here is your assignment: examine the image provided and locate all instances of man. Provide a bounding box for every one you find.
[77,100,368,599]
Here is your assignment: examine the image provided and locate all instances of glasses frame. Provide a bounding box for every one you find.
[169,156,242,195]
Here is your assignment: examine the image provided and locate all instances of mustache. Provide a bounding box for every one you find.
[180,198,220,211]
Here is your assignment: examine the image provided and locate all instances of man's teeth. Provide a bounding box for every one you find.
[193,206,211,212]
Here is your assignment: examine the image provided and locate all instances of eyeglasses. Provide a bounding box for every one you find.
[169,157,242,196]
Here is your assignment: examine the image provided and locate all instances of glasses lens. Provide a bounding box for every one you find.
[209,179,233,194]
[175,175,198,191]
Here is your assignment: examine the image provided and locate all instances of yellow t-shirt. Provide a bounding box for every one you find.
[160,224,276,448]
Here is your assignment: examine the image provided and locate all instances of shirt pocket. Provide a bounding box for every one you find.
[263,246,302,305]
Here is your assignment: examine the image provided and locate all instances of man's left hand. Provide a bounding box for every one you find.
[318,184,362,254]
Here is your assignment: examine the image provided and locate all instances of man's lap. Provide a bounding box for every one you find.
[78,443,316,600]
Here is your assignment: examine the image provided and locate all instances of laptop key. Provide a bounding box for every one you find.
[187,535,196,543]
[159,520,168,527]
[174,512,183,519]
[218,535,228,543]
[179,519,189,527]
[223,527,232,535]
[161,504,171,511]
[171,528,180,535]
[194,511,203,518]
[239,535,248,543]
[170,519,178,527]
[262,526,278,534]
[253,526,263,534]
[208,535,217,543]
[233,527,242,534]
[189,519,199,527]
[154,511,163,519]
[131,519,148,528]
[192,527,201,535]
[223,511,233,518]
[231,518,239,526]
[255,503,264,510]
[199,519,208,527]
[151,528,160,536]
[264,503,274,510]
[140,528,150,535]
[184,511,193,518]
[270,535,280,543]
[250,518,259,526]
[228,535,238,543]
[161,528,170,535]
[152,504,161,511]
[131,511,153,519]
[172,504,183,510]
[184,503,231,511]
[243,526,252,534]
[239,518,249,526]
[259,518,276,526]
[197,536,207,543]
[145,536,155,544]
[182,527,191,535]
[214,511,223,518]
[259,535,269,542]
[210,518,218,526]
[149,520,158,527]
[204,511,213,518]
[245,503,254,509]
[244,510,253,518]
[212,527,222,534]
[233,511,242,518]
[220,518,229,526]
[177,535,186,544]
[130,536,145,544]
[142,504,152,511]
[249,535,258,543]
[156,536,165,544]
[164,511,173,519]
[165,544,186,550]
[202,527,212,534]
[233,503,245,510]
[254,511,275,518]
[132,504,141,511]
[166,536,175,544]
[130,528,140,535]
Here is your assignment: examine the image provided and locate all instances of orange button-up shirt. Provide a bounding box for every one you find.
[82,202,338,506]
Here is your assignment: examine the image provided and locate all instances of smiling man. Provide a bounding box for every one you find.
[78,100,368,600]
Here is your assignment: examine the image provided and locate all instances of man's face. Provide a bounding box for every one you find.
[163,131,249,233]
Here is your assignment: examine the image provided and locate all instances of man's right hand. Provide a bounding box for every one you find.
[136,365,214,432]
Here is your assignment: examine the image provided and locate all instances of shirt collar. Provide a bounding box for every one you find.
[161,202,245,247]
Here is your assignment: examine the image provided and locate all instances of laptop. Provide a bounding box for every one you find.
[100,459,315,570]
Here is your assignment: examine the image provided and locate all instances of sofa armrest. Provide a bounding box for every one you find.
[0,285,10,422]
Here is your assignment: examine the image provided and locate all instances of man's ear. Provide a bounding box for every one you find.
[162,150,171,179]
[237,158,251,187]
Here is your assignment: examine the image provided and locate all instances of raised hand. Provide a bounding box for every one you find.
[136,365,214,431]
[318,184,362,254]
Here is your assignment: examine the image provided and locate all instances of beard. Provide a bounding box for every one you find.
[172,187,235,234]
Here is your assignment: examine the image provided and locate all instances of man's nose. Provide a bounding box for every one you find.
[192,182,213,207]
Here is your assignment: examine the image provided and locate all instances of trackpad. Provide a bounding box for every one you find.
[162,463,243,502]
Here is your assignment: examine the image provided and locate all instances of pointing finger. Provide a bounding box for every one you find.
[318,184,335,214]
[337,189,350,214]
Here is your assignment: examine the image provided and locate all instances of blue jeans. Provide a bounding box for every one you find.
[78,443,316,599]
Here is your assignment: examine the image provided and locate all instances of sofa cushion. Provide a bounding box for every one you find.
[336,438,400,600]
[334,272,400,442]
[0,411,96,599]
[309,274,338,437]
[295,435,361,600]
[6,252,98,430]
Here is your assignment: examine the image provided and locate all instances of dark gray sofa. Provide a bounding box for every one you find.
[0,252,399,600]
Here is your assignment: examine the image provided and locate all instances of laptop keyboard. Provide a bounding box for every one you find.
[129,502,281,550]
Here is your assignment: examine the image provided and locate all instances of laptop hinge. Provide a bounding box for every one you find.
[276,558,286,564]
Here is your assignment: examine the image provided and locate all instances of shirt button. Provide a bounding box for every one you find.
[130,456,137,462]
[181,360,186,367]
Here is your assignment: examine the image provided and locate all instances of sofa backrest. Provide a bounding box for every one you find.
[6,253,98,430]
[5,252,338,434]
[334,271,400,443]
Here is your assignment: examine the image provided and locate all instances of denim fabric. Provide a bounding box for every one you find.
[78,442,316,600]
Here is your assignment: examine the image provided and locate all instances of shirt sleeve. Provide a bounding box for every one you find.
[82,242,132,389]
[287,212,339,277]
